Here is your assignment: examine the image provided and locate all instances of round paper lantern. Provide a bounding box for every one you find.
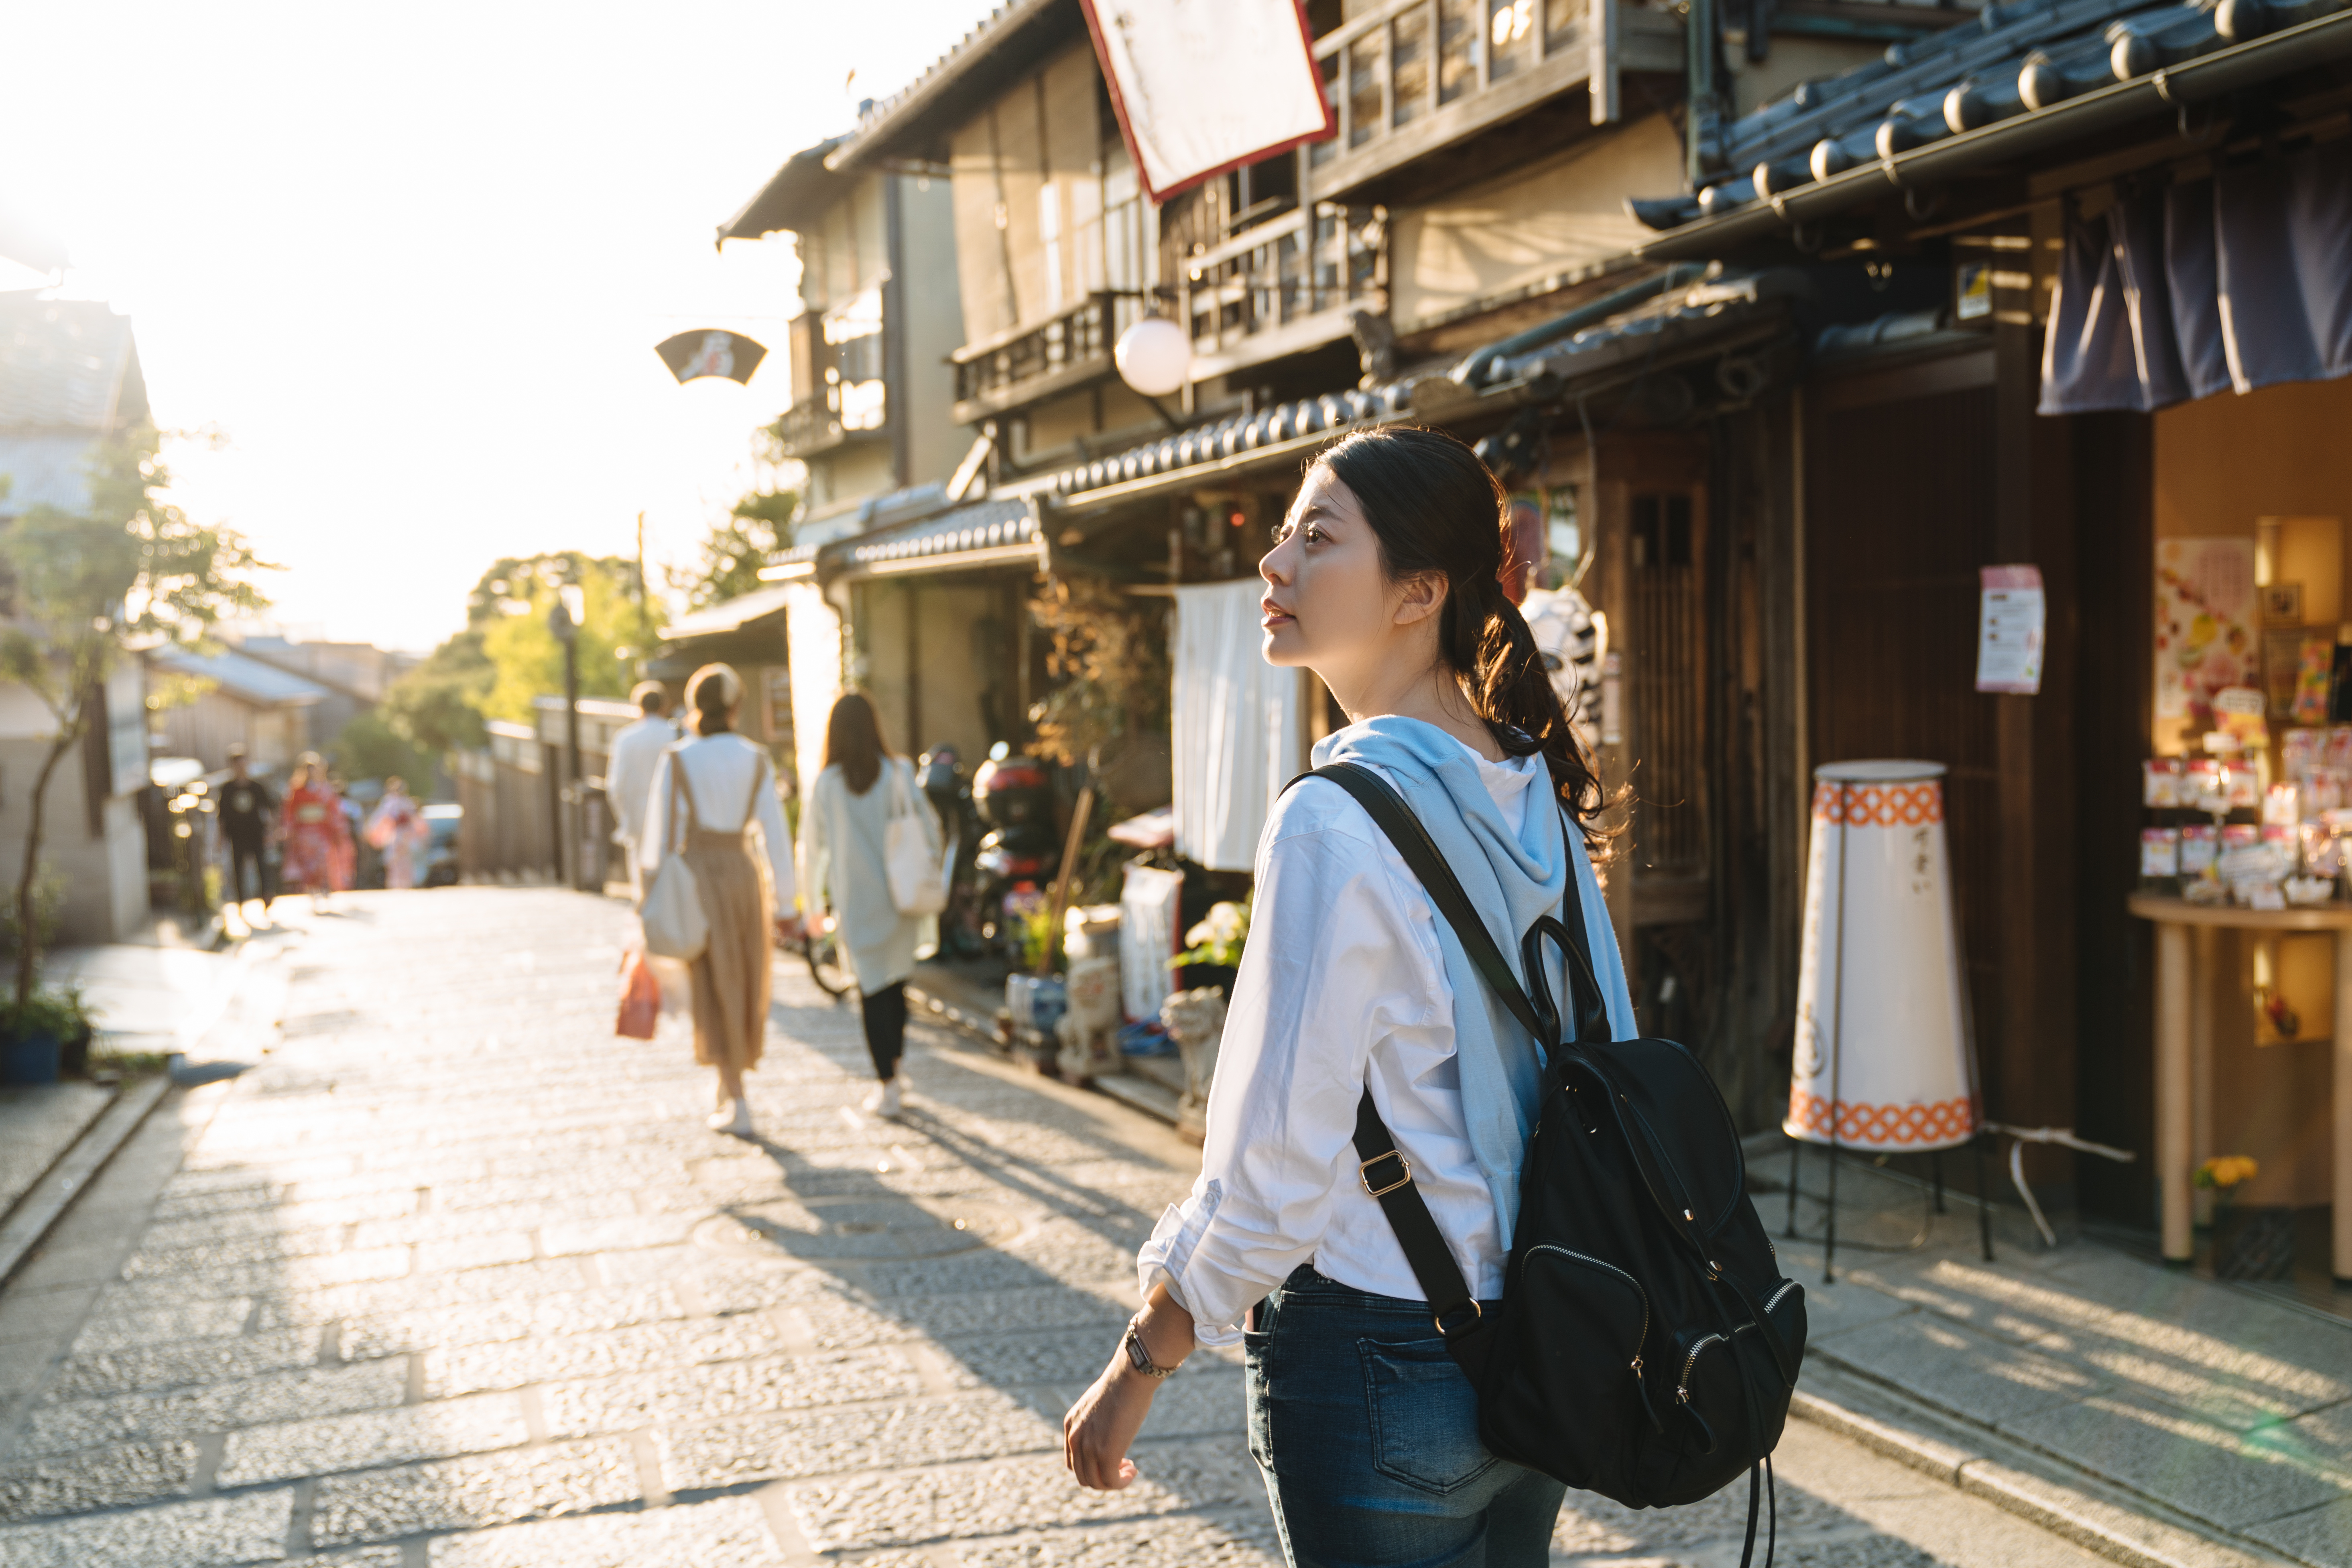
[1115,317,1191,397]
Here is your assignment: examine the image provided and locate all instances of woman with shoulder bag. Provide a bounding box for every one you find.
[800,692,941,1120]
[639,664,801,1138]
[1062,426,1638,1565]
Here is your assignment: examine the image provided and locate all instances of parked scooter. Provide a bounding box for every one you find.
[917,745,987,958]
[971,743,1061,964]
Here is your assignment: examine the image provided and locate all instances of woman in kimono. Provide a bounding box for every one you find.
[278,755,354,911]
[365,778,431,890]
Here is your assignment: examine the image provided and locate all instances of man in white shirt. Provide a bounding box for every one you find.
[607,681,678,893]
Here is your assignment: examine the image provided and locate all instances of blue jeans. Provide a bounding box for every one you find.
[1246,1266,1564,1568]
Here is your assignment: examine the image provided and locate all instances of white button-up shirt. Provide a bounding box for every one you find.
[1138,739,1544,1346]
[607,713,679,846]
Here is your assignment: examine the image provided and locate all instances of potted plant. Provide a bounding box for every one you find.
[1169,898,1250,999]
[2198,1155,2292,1281]
[0,988,81,1086]
[55,984,95,1078]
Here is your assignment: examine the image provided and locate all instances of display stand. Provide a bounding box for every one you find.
[2126,891,2352,1283]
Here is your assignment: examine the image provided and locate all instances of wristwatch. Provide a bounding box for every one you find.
[1121,1318,1177,1380]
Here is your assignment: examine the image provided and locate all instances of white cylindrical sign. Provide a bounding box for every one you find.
[1788,760,1978,1152]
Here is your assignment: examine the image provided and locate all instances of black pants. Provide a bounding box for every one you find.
[861,981,907,1081]
[226,836,270,908]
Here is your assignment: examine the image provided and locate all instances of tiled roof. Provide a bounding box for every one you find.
[830,0,1073,169]
[833,496,1040,569]
[1030,385,1417,502]
[146,645,331,708]
[1629,0,2352,234]
[0,297,143,430]
[718,136,851,244]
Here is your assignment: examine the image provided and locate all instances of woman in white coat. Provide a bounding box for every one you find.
[638,664,800,1137]
[800,692,939,1119]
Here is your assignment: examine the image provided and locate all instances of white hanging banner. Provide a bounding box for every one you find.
[1079,0,1336,204]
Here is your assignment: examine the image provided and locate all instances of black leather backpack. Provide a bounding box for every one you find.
[1299,764,1806,1568]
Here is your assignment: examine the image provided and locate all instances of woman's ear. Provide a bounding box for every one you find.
[1391,571,1447,630]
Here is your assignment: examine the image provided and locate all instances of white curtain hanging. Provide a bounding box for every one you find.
[1171,578,1302,872]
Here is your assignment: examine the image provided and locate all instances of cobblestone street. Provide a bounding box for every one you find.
[0,889,2126,1567]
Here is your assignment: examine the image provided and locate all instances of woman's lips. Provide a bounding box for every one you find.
[1260,600,1294,628]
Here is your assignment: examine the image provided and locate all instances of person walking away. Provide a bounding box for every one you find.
[799,692,939,1120]
[1062,426,1637,1566]
[365,778,431,889]
[608,681,677,895]
[217,746,278,924]
[638,664,799,1137]
[279,755,355,913]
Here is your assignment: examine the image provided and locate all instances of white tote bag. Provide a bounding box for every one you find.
[639,760,709,962]
[884,760,949,917]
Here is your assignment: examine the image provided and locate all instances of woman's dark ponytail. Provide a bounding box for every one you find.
[1316,425,1615,856]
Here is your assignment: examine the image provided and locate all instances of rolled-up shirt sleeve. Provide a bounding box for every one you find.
[1138,797,1437,1347]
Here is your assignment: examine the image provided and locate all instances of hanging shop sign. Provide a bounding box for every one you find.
[1078,0,1335,203]
[1974,564,2046,695]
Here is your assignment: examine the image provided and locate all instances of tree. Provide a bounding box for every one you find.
[381,553,655,760]
[669,488,799,612]
[0,427,272,1006]
[479,557,642,722]
[329,711,434,791]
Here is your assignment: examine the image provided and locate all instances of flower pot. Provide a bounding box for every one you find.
[2213,1205,2296,1282]
[0,1029,62,1087]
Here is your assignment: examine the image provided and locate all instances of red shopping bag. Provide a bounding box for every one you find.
[616,947,661,1040]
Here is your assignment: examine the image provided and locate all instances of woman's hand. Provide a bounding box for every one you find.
[1063,1348,1157,1490]
[1064,1287,1193,1491]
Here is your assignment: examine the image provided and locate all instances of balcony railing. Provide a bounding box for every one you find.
[772,378,887,461]
[951,292,1147,425]
[1307,0,1680,200]
[1181,203,1384,376]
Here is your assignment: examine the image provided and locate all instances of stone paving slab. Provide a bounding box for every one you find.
[0,1487,291,1568]
[0,1087,115,1230]
[310,1434,642,1545]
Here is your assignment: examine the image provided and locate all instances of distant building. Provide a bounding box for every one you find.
[142,644,332,774]
[0,297,153,942]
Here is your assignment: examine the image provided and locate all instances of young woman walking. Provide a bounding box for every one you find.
[639,664,800,1137]
[799,692,939,1119]
[1062,426,1638,1566]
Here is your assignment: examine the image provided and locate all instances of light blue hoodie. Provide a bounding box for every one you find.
[1315,715,1638,1247]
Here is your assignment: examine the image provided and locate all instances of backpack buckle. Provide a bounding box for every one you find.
[1433,1298,1484,1337]
[1359,1151,1413,1197]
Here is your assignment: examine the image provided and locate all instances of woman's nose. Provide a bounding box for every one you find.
[1260,536,1291,584]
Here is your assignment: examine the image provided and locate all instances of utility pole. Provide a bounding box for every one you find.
[549,585,585,889]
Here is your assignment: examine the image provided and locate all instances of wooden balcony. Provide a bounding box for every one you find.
[951,292,1146,425]
[1307,0,1683,202]
[772,381,887,461]
[1180,203,1383,382]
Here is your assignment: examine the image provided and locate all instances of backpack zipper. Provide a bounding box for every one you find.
[1676,1280,1801,1403]
[1527,1244,1650,1369]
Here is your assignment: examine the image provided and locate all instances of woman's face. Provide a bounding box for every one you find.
[1259,466,1435,679]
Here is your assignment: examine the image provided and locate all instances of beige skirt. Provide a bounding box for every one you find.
[681,829,773,1075]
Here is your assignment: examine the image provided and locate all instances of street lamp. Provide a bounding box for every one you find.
[547,586,586,889]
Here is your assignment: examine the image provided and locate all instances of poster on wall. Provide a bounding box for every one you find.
[1974,565,2045,694]
[2154,537,2258,733]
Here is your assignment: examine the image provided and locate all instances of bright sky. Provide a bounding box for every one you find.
[0,1,998,654]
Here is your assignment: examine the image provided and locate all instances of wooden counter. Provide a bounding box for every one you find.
[2126,892,2352,1280]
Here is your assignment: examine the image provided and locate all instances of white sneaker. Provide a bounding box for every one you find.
[862,1078,903,1119]
[705,1098,754,1137]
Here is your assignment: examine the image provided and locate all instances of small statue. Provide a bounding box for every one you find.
[1160,986,1228,1145]
[1055,956,1123,1084]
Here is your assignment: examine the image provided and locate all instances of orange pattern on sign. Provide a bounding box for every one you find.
[1785,1088,1976,1147]
[1810,781,1945,827]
